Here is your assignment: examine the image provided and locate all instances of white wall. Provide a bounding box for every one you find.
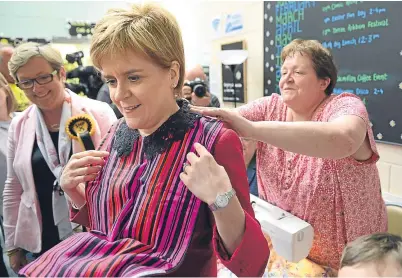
[378,144,402,200]
[0,1,134,39]
[157,0,212,71]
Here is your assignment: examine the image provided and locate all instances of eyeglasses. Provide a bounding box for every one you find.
[17,70,58,90]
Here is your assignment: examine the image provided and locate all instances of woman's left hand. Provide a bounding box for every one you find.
[179,143,232,205]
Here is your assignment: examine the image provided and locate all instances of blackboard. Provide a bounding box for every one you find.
[221,41,246,104]
[263,1,402,145]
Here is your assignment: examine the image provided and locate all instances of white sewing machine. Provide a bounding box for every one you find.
[250,194,314,263]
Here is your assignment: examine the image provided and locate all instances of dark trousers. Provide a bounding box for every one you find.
[247,155,258,196]
[0,217,9,277]
[0,245,9,277]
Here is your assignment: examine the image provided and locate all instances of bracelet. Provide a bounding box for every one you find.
[6,248,21,257]
[71,201,86,210]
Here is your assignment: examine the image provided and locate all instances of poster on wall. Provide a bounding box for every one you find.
[212,12,244,39]
[221,41,246,104]
[225,13,243,34]
[211,16,222,38]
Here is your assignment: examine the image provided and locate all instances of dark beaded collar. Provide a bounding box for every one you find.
[113,99,201,159]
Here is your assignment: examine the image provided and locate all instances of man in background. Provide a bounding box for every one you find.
[96,83,123,119]
[183,65,220,107]
[241,138,258,196]
[0,45,30,111]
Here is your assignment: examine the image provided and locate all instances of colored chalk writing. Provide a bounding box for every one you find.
[264,1,402,144]
[274,1,316,92]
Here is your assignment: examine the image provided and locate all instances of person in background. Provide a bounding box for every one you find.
[0,45,30,111]
[96,83,123,118]
[3,42,116,273]
[0,73,18,218]
[192,39,387,272]
[241,138,258,196]
[183,65,220,107]
[96,82,112,103]
[19,4,269,277]
[338,233,402,277]
[0,72,18,277]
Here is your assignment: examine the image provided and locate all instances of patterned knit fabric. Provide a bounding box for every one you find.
[20,102,223,277]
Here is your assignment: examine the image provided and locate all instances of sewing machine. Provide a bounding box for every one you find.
[250,194,314,263]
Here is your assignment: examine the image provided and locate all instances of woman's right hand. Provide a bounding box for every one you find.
[9,249,27,273]
[60,150,109,191]
[190,106,255,138]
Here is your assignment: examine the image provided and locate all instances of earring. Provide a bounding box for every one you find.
[172,83,177,88]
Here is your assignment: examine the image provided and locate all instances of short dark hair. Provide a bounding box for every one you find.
[281,39,337,96]
[341,233,402,271]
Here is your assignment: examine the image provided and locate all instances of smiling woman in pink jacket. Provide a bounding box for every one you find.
[3,42,117,273]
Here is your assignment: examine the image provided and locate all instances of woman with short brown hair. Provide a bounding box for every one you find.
[193,38,387,272]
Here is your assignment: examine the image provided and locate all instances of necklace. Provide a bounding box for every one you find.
[49,124,60,131]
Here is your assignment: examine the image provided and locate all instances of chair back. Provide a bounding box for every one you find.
[386,203,402,237]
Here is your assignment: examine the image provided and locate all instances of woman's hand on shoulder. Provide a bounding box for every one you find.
[190,105,255,138]
[60,150,109,191]
[179,143,231,205]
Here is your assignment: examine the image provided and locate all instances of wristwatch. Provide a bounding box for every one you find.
[208,188,236,211]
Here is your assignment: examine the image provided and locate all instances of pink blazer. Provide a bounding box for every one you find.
[3,92,117,253]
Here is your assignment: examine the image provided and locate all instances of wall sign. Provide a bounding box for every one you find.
[221,41,247,104]
[225,13,243,34]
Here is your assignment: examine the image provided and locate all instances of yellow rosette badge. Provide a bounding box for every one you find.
[66,114,96,150]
